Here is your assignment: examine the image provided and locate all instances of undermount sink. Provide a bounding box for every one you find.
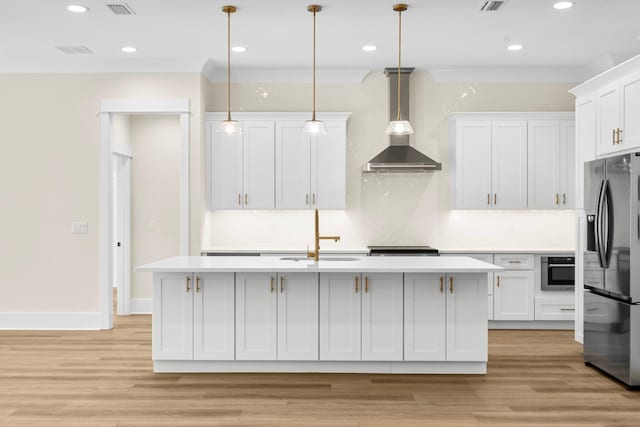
[279,256,361,262]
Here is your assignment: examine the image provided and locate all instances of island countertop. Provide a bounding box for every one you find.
[137,255,502,273]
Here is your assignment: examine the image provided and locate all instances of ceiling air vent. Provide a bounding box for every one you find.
[56,46,93,54]
[479,0,507,11]
[106,4,136,15]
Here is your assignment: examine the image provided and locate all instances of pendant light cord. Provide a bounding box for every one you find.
[397,9,402,121]
[227,10,231,122]
[312,8,317,121]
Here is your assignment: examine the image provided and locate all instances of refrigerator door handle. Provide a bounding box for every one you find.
[595,179,606,268]
[602,179,613,268]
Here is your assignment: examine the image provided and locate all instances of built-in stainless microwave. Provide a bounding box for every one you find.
[541,256,575,291]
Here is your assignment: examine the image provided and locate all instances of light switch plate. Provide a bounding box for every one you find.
[71,221,88,234]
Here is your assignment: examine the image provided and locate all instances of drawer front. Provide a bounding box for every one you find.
[494,254,534,270]
[534,299,575,321]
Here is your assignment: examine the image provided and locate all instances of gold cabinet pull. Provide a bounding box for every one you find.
[305,194,309,205]
[270,276,274,293]
[245,193,248,205]
[562,193,566,205]
[449,276,454,293]
[494,194,497,205]
[618,128,623,144]
[355,276,359,293]
[613,128,617,145]
[556,193,560,205]
[238,193,242,206]
[280,276,285,293]
[196,276,201,293]
[313,193,316,205]
[497,275,500,287]
[186,276,191,293]
[365,276,369,293]
[487,194,490,205]
[440,276,444,293]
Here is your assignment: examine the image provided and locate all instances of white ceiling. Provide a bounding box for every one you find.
[1,0,640,74]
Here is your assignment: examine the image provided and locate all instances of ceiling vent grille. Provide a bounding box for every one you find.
[56,46,93,54]
[106,4,136,15]
[479,1,506,11]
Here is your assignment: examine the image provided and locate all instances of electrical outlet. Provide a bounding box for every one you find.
[71,221,88,234]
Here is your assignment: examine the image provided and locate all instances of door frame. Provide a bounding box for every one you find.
[112,151,132,316]
[99,99,190,329]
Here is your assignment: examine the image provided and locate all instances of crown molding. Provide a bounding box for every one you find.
[205,111,352,121]
[428,67,589,83]
[0,58,208,74]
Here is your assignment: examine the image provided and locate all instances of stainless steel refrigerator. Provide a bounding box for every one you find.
[584,153,640,387]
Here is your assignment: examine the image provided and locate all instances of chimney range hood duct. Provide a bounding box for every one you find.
[364,67,442,173]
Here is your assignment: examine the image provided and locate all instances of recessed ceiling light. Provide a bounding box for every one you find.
[507,44,524,51]
[553,1,574,10]
[231,46,246,53]
[67,4,88,13]
[362,45,377,52]
[121,46,137,53]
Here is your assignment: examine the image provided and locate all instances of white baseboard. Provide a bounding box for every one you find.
[575,332,584,344]
[130,298,152,314]
[489,320,574,330]
[0,312,101,330]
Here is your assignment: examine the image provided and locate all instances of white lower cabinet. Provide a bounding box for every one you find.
[235,273,277,360]
[446,274,488,361]
[494,270,534,321]
[319,273,362,361]
[153,272,235,361]
[404,274,446,361]
[361,273,404,361]
[277,273,319,361]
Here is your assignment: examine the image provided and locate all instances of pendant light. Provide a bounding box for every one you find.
[302,5,327,135]
[218,5,241,135]
[386,4,414,136]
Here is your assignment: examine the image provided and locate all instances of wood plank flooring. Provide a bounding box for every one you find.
[0,314,638,426]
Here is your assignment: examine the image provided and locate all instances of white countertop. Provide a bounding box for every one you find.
[439,249,575,254]
[137,256,502,273]
[201,247,574,255]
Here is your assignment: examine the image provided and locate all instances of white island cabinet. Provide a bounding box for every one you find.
[140,256,500,374]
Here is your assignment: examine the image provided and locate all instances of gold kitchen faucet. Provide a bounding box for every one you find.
[307,209,340,261]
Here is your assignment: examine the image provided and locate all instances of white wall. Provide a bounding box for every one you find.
[202,71,578,251]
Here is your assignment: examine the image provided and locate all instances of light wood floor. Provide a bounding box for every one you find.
[1,314,638,426]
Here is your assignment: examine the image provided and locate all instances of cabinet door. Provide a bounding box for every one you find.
[210,121,243,209]
[319,273,361,360]
[576,95,596,210]
[446,273,488,362]
[620,71,640,150]
[455,121,493,209]
[277,273,319,361]
[559,121,575,209]
[243,121,275,209]
[494,270,534,321]
[596,82,621,156]
[152,273,194,360]
[491,121,528,209]
[235,273,277,360]
[311,121,346,209]
[275,121,311,209]
[193,272,235,361]
[528,121,560,209]
[361,273,403,361]
[404,274,446,361]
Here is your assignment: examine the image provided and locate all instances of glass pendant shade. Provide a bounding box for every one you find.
[218,120,242,135]
[302,119,327,135]
[386,120,414,135]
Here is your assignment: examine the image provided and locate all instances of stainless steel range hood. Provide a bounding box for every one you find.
[364,67,442,173]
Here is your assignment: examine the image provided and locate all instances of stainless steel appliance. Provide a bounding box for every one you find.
[368,246,439,256]
[541,256,575,291]
[583,154,640,387]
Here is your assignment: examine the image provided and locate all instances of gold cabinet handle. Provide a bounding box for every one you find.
[440,276,444,293]
[306,194,309,205]
[497,275,500,287]
[245,193,248,205]
[355,276,359,293]
[618,128,623,144]
[280,276,285,293]
[494,194,497,205]
[313,193,316,205]
[449,276,454,293]
[365,276,369,293]
[563,193,566,205]
[556,193,560,205]
[196,276,201,293]
[613,128,617,145]
[238,193,242,206]
[487,194,490,206]
[186,276,191,293]
[270,276,274,293]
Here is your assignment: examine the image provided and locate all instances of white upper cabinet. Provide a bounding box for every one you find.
[207,113,349,211]
[560,121,576,209]
[596,82,621,156]
[277,273,319,361]
[575,95,596,210]
[454,121,493,209]
[528,121,561,209]
[491,121,528,209]
[361,273,403,361]
[275,121,312,209]
[620,71,640,150]
[243,121,275,209]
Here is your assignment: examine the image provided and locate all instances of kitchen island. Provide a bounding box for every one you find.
[137,256,501,374]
